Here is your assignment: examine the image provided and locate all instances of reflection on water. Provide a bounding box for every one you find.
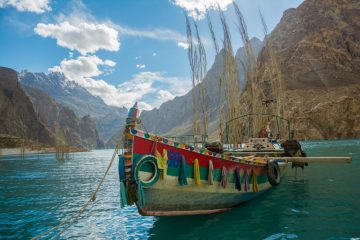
[0,140,360,239]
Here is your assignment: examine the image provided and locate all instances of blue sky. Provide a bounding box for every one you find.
[0,0,303,110]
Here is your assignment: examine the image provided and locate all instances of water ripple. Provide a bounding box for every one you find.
[1,140,360,239]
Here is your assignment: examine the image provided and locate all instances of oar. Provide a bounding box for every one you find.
[282,157,352,164]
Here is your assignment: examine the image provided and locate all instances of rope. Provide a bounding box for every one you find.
[150,136,159,155]
[31,144,120,240]
[139,121,149,135]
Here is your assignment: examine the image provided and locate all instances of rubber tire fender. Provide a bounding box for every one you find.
[134,155,160,187]
[267,161,281,186]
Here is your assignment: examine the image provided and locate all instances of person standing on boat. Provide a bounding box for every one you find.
[258,126,267,138]
[266,121,273,138]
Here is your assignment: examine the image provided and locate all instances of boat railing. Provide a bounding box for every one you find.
[224,113,292,145]
[165,134,208,148]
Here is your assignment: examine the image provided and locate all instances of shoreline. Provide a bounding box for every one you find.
[0,147,89,156]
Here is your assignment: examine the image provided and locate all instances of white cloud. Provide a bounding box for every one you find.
[157,90,175,102]
[49,59,190,109]
[38,1,192,110]
[48,65,61,73]
[34,21,120,55]
[116,25,186,43]
[115,72,190,109]
[34,0,187,54]
[171,0,233,20]
[48,55,116,80]
[104,59,116,67]
[0,0,51,13]
[159,75,190,97]
[138,102,154,111]
[114,20,210,49]
[136,64,146,69]
[177,41,189,50]
[152,52,157,57]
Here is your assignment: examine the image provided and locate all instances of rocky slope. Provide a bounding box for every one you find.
[254,0,360,140]
[142,0,359,141]
[140,37,264,136]
[19,71,128,142]
[285,84,360,140]
[0,67,55,146]
[24,86,104,149]
[105,126,124,148]
[263,0,359,90]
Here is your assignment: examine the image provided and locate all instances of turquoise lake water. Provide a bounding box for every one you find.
[0,139,359,239]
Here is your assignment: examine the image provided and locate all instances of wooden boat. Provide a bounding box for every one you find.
[117,103,351,216]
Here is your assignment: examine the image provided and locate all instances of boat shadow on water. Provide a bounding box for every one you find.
[146,143,360,240]
[147,181,305,240]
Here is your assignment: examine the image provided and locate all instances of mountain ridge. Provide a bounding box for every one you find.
[23,86,104,149]
[141,0,360,140]
[19,70,128,142]
[139,37,264,137]
[0,67,55,147]
[247,0,360,140]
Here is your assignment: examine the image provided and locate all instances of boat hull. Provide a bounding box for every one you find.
[137,163,287,216]
[119,128,288,216]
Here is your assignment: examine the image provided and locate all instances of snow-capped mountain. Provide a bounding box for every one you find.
[19,70,128,142]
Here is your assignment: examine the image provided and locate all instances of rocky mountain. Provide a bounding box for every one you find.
[258,0,359,90]
[141,0,360,141]
[24,86,104,149]
[140,37,264,137]
[105,126,124,148]
[19,71,128,142]
[285,86,360,140]
[0,67,55,147]
[236,38,264,90]
[254,0,360,140]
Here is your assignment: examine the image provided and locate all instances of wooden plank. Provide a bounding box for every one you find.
[283,157,352,164]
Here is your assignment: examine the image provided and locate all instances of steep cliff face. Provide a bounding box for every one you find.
[24,86,104,149]
[259,0,359,90]
[79,115,105,149]
[19,71,128,141]
[0,67,54,146]
[254,0,360,140]
[141,0,359,141]
[285,85,360,140]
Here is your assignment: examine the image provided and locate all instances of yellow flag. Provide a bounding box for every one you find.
[194,159,201,185]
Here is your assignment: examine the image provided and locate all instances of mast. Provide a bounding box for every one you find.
[259,10,285,134]
[186,16,208,138]
[206,13,224,142]
[194,22,208,137]
[234,2,263,137]
[185,16,199,136]
[218,8,241,144]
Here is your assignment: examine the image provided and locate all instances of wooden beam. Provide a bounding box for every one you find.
[283,157,352,164]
